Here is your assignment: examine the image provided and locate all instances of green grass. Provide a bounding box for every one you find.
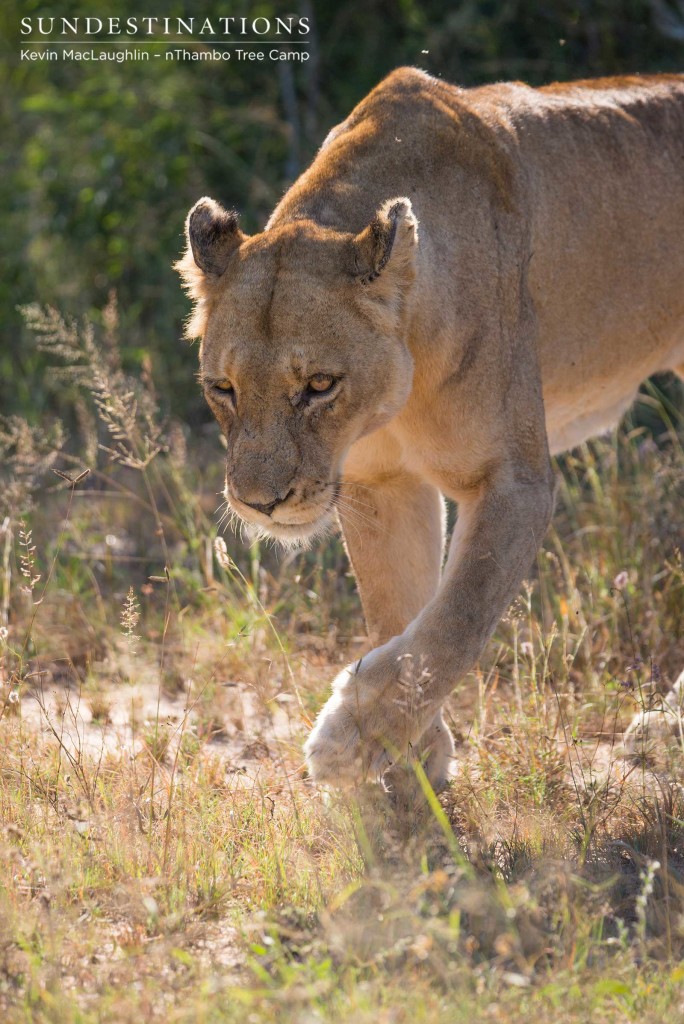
[0,306,683,1022]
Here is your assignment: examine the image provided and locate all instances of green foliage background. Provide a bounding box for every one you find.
[2,0,683,426]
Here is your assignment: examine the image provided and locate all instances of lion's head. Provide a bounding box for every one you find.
[175,196,418,543]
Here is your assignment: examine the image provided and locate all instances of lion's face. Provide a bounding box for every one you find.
[176,198,418,542]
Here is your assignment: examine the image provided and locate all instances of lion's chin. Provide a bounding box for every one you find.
[261,513,334,547]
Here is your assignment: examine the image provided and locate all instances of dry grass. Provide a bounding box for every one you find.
[0,305,683,1022]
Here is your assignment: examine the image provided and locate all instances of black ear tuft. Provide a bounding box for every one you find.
[186,197,245,276]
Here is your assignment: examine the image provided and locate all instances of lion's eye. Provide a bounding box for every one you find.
[306,374,336,395]
[210,380,235,401]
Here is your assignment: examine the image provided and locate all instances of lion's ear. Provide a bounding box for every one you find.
[352,198,418,286]
[175,197,247,339]
[184,196,246,276]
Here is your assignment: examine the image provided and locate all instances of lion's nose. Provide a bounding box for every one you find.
[233,487,295,517]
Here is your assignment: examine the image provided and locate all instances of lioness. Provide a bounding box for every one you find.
[176,68,684,792]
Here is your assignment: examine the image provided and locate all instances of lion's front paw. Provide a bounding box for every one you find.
[304,664,394,785]
[623,670,684,757]
[304,667,362,785]
[304,646,440,786]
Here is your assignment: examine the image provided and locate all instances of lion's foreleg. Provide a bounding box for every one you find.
[408,469,555,707]
[337,470,452,788]
[306,466,554,787]
[338,471,445,644]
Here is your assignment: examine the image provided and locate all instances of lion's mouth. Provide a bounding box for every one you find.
[225,483,339,544]
[244,507,335,545]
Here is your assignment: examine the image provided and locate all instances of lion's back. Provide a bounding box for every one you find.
[320,69,684,450]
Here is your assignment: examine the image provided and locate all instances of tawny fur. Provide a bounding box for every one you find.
[177,68,684,792]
